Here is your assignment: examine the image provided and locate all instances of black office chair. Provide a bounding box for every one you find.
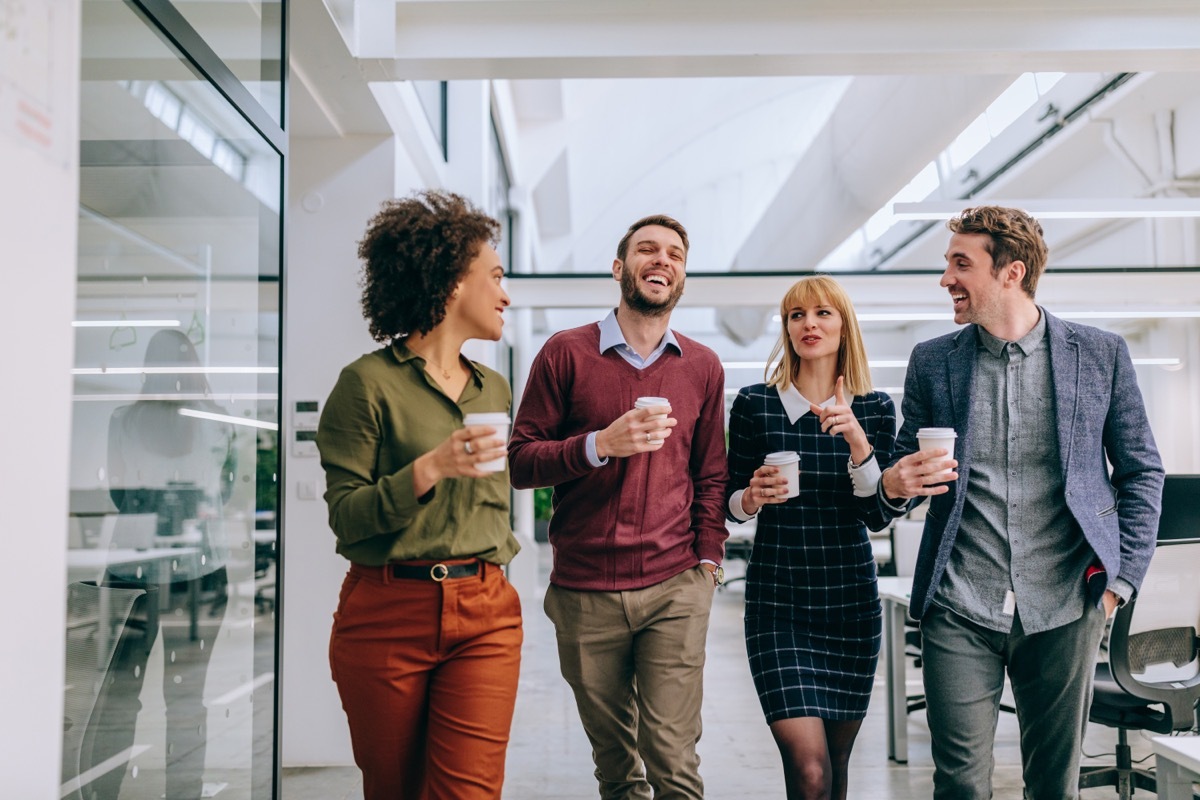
[1079,539,1200,800]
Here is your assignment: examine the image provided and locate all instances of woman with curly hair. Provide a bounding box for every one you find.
[316,189,520,799]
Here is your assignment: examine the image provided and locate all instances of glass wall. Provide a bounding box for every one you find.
[63,1,283,798]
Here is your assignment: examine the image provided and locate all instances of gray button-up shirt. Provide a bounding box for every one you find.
[935,311,1094,634]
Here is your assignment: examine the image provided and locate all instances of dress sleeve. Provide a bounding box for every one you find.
[725,387,760,523]
[854,393,900,532]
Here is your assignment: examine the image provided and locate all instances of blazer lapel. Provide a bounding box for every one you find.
[1047,313,1080,475]
[947,327,976,440]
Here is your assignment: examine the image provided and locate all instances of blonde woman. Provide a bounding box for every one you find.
[726,275,896,800]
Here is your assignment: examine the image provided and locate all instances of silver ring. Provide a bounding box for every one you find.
[464,440,474,455]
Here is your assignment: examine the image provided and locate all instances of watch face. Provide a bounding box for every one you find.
[715,566,725,585]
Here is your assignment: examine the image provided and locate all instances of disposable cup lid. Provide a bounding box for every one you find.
[763,451,799,465]
[634,396,670,408]
[917,427,957,438]
[463,412,510,425]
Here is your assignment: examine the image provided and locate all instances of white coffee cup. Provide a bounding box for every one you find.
[634,396,671,419]
[462,412,510,472]
[917,427,957,478]
[762,451,800,499]
[634,396,670,447]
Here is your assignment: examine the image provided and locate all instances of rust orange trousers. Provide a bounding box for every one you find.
[330,560,523,799]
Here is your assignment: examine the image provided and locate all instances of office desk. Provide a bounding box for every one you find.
[67,546,203,646]
[1152,736,1200,800]
[878,575,914,763]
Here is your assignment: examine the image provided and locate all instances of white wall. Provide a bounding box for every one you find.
[0,0,81,793]
[281,134,421,765]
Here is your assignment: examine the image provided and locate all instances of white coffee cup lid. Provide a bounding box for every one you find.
[463,412,510,425]
[917,427,957,438]
[634,396,670,408]
[763,451,799,465]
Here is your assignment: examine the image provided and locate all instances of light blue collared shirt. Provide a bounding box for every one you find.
[585,309,682,467]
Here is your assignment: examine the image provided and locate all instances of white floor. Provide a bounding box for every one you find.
[282,544,1174,799]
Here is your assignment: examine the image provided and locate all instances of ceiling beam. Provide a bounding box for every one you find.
[340,0,1200,80]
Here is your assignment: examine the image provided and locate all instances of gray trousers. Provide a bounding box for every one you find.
[544,565,714,800]
[921,602,1107,800]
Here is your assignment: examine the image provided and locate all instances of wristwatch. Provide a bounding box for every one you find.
[710,564,725,585]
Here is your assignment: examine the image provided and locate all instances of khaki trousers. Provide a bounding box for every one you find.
[330,560,523,800]
[544,565,715,800]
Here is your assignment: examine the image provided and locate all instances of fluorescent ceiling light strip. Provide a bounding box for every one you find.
[72,319,181,328]
[73,392,278,402]
[857,312,953,322]
[1059,310,1200,319]
[72,366,278,375]
[178,408,278,431]
[893,198,1200,220]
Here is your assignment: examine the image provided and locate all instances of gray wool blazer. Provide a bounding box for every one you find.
[884,309,1164,620]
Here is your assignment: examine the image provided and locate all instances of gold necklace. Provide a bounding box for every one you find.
[409,346,458,380]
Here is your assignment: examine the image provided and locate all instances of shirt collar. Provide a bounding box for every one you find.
[776,383,835,425]
[597,309,682,356]
[391,340,485,381]
[976,307,1047,358]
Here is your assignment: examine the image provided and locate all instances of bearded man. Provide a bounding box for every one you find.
[510,214,729,800]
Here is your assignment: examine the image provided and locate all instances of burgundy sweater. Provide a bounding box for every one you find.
[509,323,729,591]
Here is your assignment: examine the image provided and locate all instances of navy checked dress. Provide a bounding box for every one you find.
[727,385,897,722]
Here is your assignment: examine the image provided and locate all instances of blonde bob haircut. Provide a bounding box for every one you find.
[765,275,873,398]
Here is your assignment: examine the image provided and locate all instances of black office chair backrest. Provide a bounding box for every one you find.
[1107,538,1200,732]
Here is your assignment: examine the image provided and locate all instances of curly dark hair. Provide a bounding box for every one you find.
[357,190,501,342]
[947,206,1048,298]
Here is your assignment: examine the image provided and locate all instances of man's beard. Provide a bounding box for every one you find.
[620,265,685,318]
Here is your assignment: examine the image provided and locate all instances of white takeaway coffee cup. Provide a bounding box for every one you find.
[917,427,957,478]
[762,451,801,499]
[463,412,511,472]
[635,397,670,448]
[634,396,671,419]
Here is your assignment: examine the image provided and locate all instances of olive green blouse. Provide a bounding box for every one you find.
[316,342,519,566]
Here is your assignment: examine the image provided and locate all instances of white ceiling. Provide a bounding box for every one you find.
[290,0,1200,357]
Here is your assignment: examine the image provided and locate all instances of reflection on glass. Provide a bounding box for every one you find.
[65,1,280,797]
[78,331,235,799]
[171,0,285,125]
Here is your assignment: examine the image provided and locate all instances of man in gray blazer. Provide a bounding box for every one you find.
[879,206,1164,800]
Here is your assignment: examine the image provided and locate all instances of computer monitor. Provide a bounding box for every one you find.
[1158,474,1200,541]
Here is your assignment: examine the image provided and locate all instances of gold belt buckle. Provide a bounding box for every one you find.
[429,563,449,582]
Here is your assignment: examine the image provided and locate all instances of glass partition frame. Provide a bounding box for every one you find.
[66,1,286,797]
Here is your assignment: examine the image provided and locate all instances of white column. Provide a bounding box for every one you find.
[281,135,404,766]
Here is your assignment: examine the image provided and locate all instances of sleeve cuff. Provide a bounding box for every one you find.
[728,489,756,522]
[848,454,882,497]
[877,476,910,513]
[585,431,608,468]
[1110,577,1135,604]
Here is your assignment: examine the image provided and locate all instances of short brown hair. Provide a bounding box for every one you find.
[766,275,873,397]
[947,206,1048,297]
[616,214,689,262]
[357,190,500,342]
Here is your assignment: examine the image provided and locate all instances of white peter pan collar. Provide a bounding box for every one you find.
[776,384,835,425]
